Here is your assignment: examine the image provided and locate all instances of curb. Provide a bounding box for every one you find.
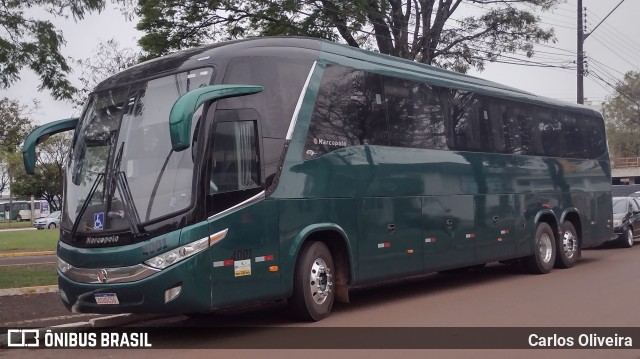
[0,250,56,258]
[0,285,58,297]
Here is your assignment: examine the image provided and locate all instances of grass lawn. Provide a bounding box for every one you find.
[0,221,32,229]
[0,263,57,289]
[0,229,58,253]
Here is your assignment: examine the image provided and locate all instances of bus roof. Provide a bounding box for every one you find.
[94,36,601,117]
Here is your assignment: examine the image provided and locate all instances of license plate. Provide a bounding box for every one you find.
[94,293,120,305]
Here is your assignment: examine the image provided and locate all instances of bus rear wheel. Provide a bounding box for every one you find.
[526,222,556,274]
[555,221,580,268]
[16,215,22,222]
[290,241,335,321]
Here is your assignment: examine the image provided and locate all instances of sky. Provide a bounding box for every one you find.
[2,0,639,126]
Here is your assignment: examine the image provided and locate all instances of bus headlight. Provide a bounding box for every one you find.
[144,237,209,270]
[58,257,73,273]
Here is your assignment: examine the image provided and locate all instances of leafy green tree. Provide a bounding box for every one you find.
[0,97,35,196]
[603,71,640,160]
[0,0,105,100]
[135,0,557,73]
[10,133,72,211]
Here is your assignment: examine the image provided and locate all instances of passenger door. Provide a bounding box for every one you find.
[205,117,281,308]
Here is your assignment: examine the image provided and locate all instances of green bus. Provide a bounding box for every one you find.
[23,37,612,321]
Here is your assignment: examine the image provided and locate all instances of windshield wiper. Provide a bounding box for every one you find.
[70,173,104,238]
[109,143,143,236]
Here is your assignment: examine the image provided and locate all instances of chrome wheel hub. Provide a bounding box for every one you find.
[309,258,332,305]
[539,233,553,263]
[562,230,577,259]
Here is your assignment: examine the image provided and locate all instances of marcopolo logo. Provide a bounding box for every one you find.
[313,138,347,147]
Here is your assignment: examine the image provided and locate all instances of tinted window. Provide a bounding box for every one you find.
[304,65,387,159]
[382,76,447,150]
[532,107,562,157]
[442,90,487,151]
[561,113,586,158]
[583,115,607,159]
[219,56,314,139]
[209,121,260,194]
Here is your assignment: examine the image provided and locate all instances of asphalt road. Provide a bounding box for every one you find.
[3,241,640,358]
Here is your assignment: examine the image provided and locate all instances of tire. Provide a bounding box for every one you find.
[620,227,634,248]
[290,241,335,321]
[16,215,22,222]
[48,223,57,229]
[555,221,580,268]
[526,222,556,274]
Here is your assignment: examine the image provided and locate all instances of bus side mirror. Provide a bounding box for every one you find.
[22,118,79,175]
[169,84,263,152]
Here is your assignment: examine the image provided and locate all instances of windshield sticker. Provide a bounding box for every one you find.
[93,212,105,230]
[234,259,251,277]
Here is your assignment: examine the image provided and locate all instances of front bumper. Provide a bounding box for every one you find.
[58,254,211,314]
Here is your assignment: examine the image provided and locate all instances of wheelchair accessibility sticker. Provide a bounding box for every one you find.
[94,212,105,230]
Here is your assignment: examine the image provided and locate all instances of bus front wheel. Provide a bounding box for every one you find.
[527,222,556,274]
[16,215,22,222]
[290,241,335,321]
[555,221,580,268]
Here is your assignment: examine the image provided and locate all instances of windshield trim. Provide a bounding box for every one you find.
[208,190,265,221]
[286,61,317,140]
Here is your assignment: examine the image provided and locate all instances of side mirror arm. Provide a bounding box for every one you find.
[22,118,79,175]
[169,84,263,151]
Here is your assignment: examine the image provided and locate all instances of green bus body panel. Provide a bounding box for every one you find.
[55,38,614,315]
[207,199,281,308]
[22,118,78,175]
[169,84,263,151]
[358,197,423,282]
[278,199,358,296]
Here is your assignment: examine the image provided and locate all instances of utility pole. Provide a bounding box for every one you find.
[577,0,626,104]
[577,0,585,104]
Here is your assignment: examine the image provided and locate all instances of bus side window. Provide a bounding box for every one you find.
[533,107,563,157]
[207,118,262,216]
[442,89,483,152]
[583,115,606,159]
[304,65,388,160]
[561,112,586,158]
[488,99,508,154]
[382,77,447,150]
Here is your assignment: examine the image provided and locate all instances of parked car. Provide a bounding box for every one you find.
[33,211,61,230]
[612,197,640,247]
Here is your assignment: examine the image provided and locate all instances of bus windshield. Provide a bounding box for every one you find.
[63,68,213,233]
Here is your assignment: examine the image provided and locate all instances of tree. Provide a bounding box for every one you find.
[0,97,35,198]
[73,39,141,108]
[135,0,557,73]
[10,133,72,211]
[0,0,105,100]
[603,71,640,159]
[0,98,35,152]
